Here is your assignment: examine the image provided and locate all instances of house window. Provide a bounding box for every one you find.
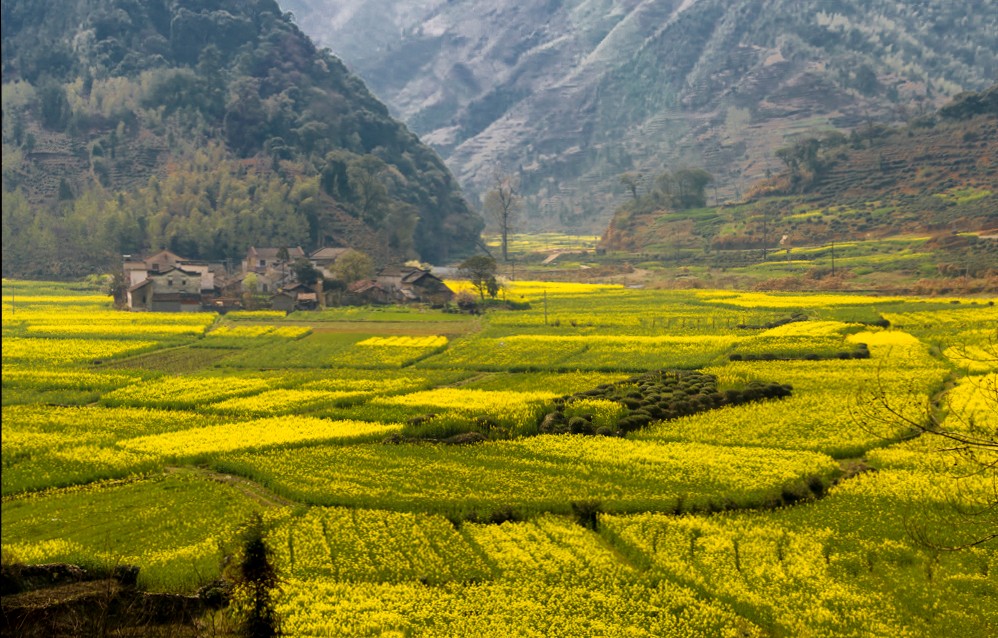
[151,263,160,272]
[259,259,266,267]
[167,278,173,287]
[262,284,269,292]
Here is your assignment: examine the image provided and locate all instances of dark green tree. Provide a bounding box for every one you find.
[347,155,391,227]
[38,80,70,130]
[619,173,643,201]
[291,257,320,287]
[332,249,374,284]
[459,255,498,301]
[237,514,279,638]
[670,168,714,209]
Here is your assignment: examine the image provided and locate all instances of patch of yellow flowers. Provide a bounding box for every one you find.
[119,416,399,457]
[3,337,158,365]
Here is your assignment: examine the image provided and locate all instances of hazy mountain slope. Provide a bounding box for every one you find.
[1,0,482,278]
[285,0,998,231]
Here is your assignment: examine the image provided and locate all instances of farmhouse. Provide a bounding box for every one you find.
[126,267,203,312]
[309,246,350,278]
[346,279,393,305]
[379,267,455,305]
[243,246,306,274]
[273,282,319,311]
[124,249,216,292]
[345,267,455,306]
[119,246,452,312]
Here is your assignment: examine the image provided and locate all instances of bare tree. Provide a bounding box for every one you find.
[483,169,521,262]
[853,336,997,550]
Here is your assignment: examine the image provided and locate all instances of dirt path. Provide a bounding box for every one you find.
[166,466,295,509]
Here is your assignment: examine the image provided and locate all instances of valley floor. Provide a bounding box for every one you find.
[2,279,996,636]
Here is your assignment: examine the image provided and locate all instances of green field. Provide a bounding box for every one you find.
[2,278,996,636]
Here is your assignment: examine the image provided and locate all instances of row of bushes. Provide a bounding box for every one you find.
[540,370,792,436]
[729,343,870,362]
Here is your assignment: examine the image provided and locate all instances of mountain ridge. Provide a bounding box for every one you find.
[285,0,998,231]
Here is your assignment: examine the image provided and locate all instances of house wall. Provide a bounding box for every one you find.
[131,267,212,290]
[128,269,148,287]
[149,270,201,294]
[271,295,295,313]
[176,264,214,291]
[151,299,182,312]
[126,286,153,311]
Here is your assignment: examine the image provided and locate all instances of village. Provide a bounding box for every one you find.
[121,247,457,313]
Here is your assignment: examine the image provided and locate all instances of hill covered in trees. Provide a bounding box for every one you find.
[286,0,998,231]
[600,87,998,287]
[1,0,483,278]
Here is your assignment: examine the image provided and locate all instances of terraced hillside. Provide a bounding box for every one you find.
[600,90,997,288]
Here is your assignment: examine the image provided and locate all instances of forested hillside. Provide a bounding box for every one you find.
[286,0,998,230]
[1,0,483,278]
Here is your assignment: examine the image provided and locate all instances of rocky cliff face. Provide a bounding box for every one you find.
[285,0,997,231]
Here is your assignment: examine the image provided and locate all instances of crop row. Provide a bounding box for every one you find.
[120,416,398,458]
[1,473,262,590]
[2,337,161,366]
[420,334,739,372]
[212,436,839,517]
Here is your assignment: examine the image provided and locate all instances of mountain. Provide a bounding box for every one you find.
[599,87,998,284]
[1,0,483,278]
[283,0,998,231]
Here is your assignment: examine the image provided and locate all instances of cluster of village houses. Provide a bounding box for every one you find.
[123,247,455,312]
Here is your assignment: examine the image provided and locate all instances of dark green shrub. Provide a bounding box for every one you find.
[570,500,602,530]
[489,507,520,524]
[569,416,594,435]
[238,514,279,638]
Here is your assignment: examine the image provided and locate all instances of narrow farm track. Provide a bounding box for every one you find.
[165,466,294,509]
[441,372,496,388]
[259,319,479,337]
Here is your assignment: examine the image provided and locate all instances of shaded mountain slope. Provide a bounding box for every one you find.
[1,0,483,278]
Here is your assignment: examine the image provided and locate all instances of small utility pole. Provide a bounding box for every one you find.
[761,209,770,261]
[830,240,836,276]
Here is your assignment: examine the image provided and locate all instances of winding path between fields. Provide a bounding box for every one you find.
[166,466,294,509]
